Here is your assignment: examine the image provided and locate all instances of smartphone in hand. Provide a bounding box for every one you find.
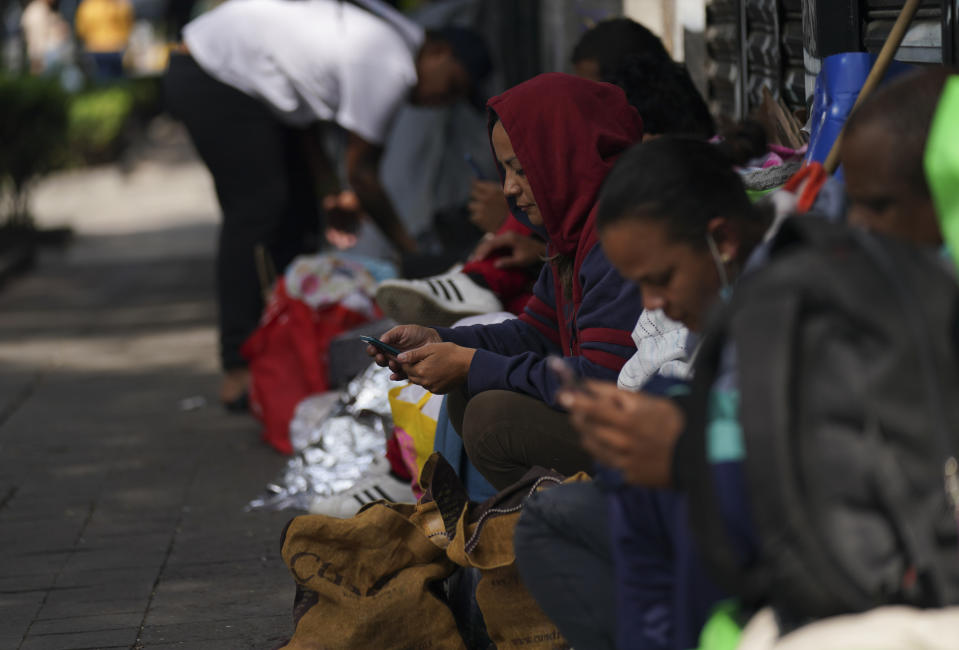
[464,152,488,180]
[360,335,402,358]
[547,356,589,393]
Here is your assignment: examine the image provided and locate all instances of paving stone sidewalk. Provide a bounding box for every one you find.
[0,128,300,649]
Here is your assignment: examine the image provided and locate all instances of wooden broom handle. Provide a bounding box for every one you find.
[823,0,922,174]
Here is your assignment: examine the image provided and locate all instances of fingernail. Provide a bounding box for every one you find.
[397,353,407,362]
[558,392,573,407]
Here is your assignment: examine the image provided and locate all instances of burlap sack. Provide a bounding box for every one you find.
[444,469,588,650]
[278,500,464,650]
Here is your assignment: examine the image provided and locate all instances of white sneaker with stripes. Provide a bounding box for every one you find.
[307,463,415,518]
[375,270,503,327]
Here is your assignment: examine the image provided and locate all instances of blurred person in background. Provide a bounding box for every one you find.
[842,67,954,247]
[570,15,672,82]
[20,0,70,74]
[163,0,489,409]
[74,0,132,79]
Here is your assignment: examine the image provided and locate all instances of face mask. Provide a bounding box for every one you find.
[706,232,733,302]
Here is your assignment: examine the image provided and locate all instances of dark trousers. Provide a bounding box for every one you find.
[446,388,593,490]
[88,51,124,80]
[611,487,727,650]
[514,481,616,650]
[163,53,320,369]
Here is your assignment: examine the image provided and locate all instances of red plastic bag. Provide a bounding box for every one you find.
[385,429,414,482]
[241,279,376,454]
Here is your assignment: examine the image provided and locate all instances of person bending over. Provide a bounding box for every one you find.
[165,0,490,408]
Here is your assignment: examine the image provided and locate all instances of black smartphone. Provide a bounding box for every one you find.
[547,356,586,392]
[359,335,402,357]
[464,152,488,180]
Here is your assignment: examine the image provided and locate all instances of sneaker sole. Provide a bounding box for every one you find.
[308,481,414,518]
[375,284,484,327]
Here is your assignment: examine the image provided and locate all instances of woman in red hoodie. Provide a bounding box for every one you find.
[369,73,644,489]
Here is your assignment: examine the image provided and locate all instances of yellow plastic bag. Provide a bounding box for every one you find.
[388,383,444,489]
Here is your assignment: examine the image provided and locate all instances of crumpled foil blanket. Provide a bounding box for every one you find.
[247,363,394,511]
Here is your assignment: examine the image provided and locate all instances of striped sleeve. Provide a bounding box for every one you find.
[458,244,644,408]
[436,264,560,357]
[574,244,645,373]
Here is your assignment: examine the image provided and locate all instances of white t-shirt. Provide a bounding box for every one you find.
[183,0,422,144]
[21,0,69,64]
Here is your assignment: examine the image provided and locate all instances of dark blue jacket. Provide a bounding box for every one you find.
[436,243,641,407]
[605,376,729,650]
[609,486,727,650]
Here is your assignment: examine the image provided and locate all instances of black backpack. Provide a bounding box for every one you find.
[684,217,959,620]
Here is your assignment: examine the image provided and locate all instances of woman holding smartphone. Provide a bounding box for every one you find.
[368,73,644,490]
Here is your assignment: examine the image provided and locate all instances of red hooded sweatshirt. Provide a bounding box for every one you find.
[436,73,644,406]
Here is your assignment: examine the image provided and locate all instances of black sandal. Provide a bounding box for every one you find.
[222,390,250,413]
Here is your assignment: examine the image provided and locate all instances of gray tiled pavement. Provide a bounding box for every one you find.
[1,130,299,649]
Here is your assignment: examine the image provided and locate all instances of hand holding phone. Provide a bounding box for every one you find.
[364,326,443,382]
[360,335,402,358]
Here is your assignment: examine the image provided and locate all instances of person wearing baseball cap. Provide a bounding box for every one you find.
[164,0,491,410]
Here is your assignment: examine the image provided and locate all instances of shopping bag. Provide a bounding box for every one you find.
[388,383,444,494]
[241,279,374,454]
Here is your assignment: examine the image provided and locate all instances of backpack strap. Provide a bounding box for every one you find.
[420,453,471,538]
[684,322,742,584]
[688,267,824,606]
[684,324,756,600]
